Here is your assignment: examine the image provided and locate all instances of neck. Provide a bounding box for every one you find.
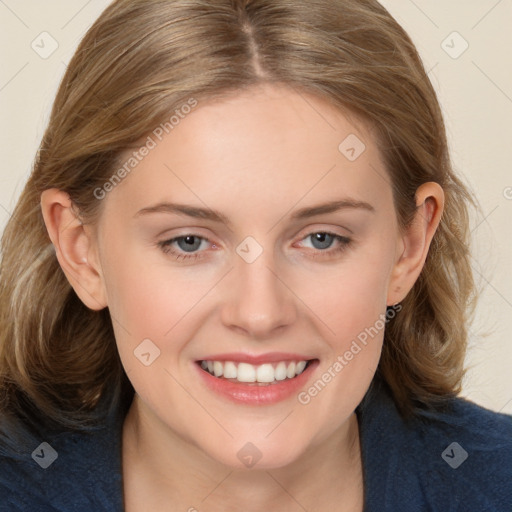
[122,395,364,512]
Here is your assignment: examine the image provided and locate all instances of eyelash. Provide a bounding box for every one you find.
[157,232,352,262]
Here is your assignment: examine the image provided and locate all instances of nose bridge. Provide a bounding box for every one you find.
[221,239,296,336]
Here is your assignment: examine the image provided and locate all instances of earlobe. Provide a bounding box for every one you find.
[40,189,107,311]
[387,182,444,305]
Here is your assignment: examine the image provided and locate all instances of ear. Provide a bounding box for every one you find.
[387,182,444,306]
[40,189,107,311]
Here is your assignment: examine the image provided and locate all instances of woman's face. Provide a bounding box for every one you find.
[93,84,407,468]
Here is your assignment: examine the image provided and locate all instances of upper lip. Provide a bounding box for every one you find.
[197,352,316,365]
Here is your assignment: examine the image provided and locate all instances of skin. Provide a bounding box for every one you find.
[41,84,444,511]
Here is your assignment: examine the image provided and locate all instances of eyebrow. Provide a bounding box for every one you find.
[290,199,375,220]
[134,199,375,225]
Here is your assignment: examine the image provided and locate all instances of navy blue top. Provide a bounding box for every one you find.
[1,377,511,511]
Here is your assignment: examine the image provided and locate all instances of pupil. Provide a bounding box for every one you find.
[179,236,201,252]
[312,233,333,250]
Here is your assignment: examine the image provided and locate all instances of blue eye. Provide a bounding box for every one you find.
[158,231,351,262]
[174,235,203,252]
[158,235,209,260]
[300,232,351,257]
[309,232,336,250]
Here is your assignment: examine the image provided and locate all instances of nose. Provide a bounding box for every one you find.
[220,248,297,339]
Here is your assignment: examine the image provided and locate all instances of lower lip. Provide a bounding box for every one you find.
[194,360,319,405]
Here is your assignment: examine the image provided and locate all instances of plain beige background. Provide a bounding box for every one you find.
[0,1,511,413]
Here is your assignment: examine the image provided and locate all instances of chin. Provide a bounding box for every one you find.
[203,438,307,471]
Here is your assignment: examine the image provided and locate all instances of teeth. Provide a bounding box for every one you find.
[237,362,256,382]
[296,360,307,374]
[223,361,237,379]
[256,364,275,383]
[274,362,287,381]
[213,361,223,377]
[199,359,310,383]
[286,362,296,379]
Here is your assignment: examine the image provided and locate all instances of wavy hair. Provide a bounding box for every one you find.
[0,0,477,441]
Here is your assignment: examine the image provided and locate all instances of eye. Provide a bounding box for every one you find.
[157,231,352,262]
[297,231,352,258]
[158,235,212,261]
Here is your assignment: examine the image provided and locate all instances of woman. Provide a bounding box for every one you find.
[0,1,510,510]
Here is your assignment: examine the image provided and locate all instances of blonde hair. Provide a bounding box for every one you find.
[0,0,476,439]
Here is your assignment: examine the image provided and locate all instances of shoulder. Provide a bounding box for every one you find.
[0,413,125,512]
[358,377,512,512]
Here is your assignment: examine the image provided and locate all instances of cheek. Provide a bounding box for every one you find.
[297,250,393,342]
[99,241,225,389]
[100,240,213,336]
[291,274,389,442]
[292,250,393,407]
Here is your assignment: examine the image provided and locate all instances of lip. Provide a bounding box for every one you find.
[194,357,319,405]
[196,352,313,365]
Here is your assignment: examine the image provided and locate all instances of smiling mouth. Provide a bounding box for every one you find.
[197,359,316,385]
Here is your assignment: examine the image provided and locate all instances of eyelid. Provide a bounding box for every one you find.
[294,223,353,240]
[294,230,351,250]
[154,225,213,240]
[157,234,212,261]
[157,227,353,263]
[158,225,350,247]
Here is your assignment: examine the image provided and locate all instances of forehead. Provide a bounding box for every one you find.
[103,84,392,222]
